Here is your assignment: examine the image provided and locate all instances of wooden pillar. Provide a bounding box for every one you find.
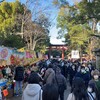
[62,49,64,60]
[48,47,51,59]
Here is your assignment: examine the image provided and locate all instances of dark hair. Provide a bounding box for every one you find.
[42,84,59,100]
[48,64,53,68]
[71,77,88,100]
[88,83,99,100]
[88,83,95,92]
[28,72,40,84]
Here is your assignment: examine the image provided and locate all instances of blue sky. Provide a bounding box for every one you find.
[6,0,74,44]
[6,0,74,4]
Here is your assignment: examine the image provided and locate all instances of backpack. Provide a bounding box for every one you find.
[55,76,66,93]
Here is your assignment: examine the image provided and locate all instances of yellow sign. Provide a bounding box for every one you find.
[17,48,25,52]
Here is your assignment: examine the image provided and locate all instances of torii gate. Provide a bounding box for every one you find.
[46,44,68,59]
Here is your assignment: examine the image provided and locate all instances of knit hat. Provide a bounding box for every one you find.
[91,69,100,76]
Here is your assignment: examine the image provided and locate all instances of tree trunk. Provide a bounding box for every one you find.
[32,40,37,51]
[89,40,93,60]
[92,18,97,33]
[21,19,24,38]
[80,45,82,63]
[27,42,30,49]
[89,18,97,60]
[30,36,33,50]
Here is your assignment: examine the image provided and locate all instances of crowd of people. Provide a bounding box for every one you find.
[0,58,100,100]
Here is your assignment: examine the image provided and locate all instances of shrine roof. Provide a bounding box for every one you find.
[49,44,67,47]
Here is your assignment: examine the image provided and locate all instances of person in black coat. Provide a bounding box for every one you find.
[55,67,67,100]
[75,66,91,88]
[68,64,77,87]
[14,65,24,96]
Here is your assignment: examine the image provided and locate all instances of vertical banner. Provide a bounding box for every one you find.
[0,47,12,65]
[0,46,38,66]
[71,50,80,59]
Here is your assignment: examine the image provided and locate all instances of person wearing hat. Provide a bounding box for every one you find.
[89,69,100,100]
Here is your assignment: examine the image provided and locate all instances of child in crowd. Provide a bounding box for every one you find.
[89,69,100,100]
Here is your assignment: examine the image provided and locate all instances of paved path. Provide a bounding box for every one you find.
[7,83,71,100]
[64,83,71,100]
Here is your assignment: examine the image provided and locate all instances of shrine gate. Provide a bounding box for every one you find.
[47,44,68,59]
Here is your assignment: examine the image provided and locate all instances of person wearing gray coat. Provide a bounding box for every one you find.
[44,66,55,84]
[55,67,67,100]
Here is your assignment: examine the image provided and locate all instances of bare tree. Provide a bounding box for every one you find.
[16,0,51,50]
[24,21,49,50]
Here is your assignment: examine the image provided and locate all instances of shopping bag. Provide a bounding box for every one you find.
[3,89,8,97]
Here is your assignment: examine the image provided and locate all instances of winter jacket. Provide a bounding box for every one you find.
[89,79,100,100]
[22,84,42,100]
[55,67,67,89]
[67,93,75,100]
[68,67,77,78]
[14,66,24,81]
[55,73,66,86]
[75,72,90,87]
[44,68,55,84]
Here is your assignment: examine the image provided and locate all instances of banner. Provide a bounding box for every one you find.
[12,49,25,59]
[0,47,12,60]
[0,46,25,65]
[0,47,12,65]
[26,51,34,58]
[0,46,39,66]
[71,50,80,59]
[10,49,25,65]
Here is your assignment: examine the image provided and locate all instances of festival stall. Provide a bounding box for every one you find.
[0,46,44,66]
[0,46,44,98]
[0,46,36,98]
